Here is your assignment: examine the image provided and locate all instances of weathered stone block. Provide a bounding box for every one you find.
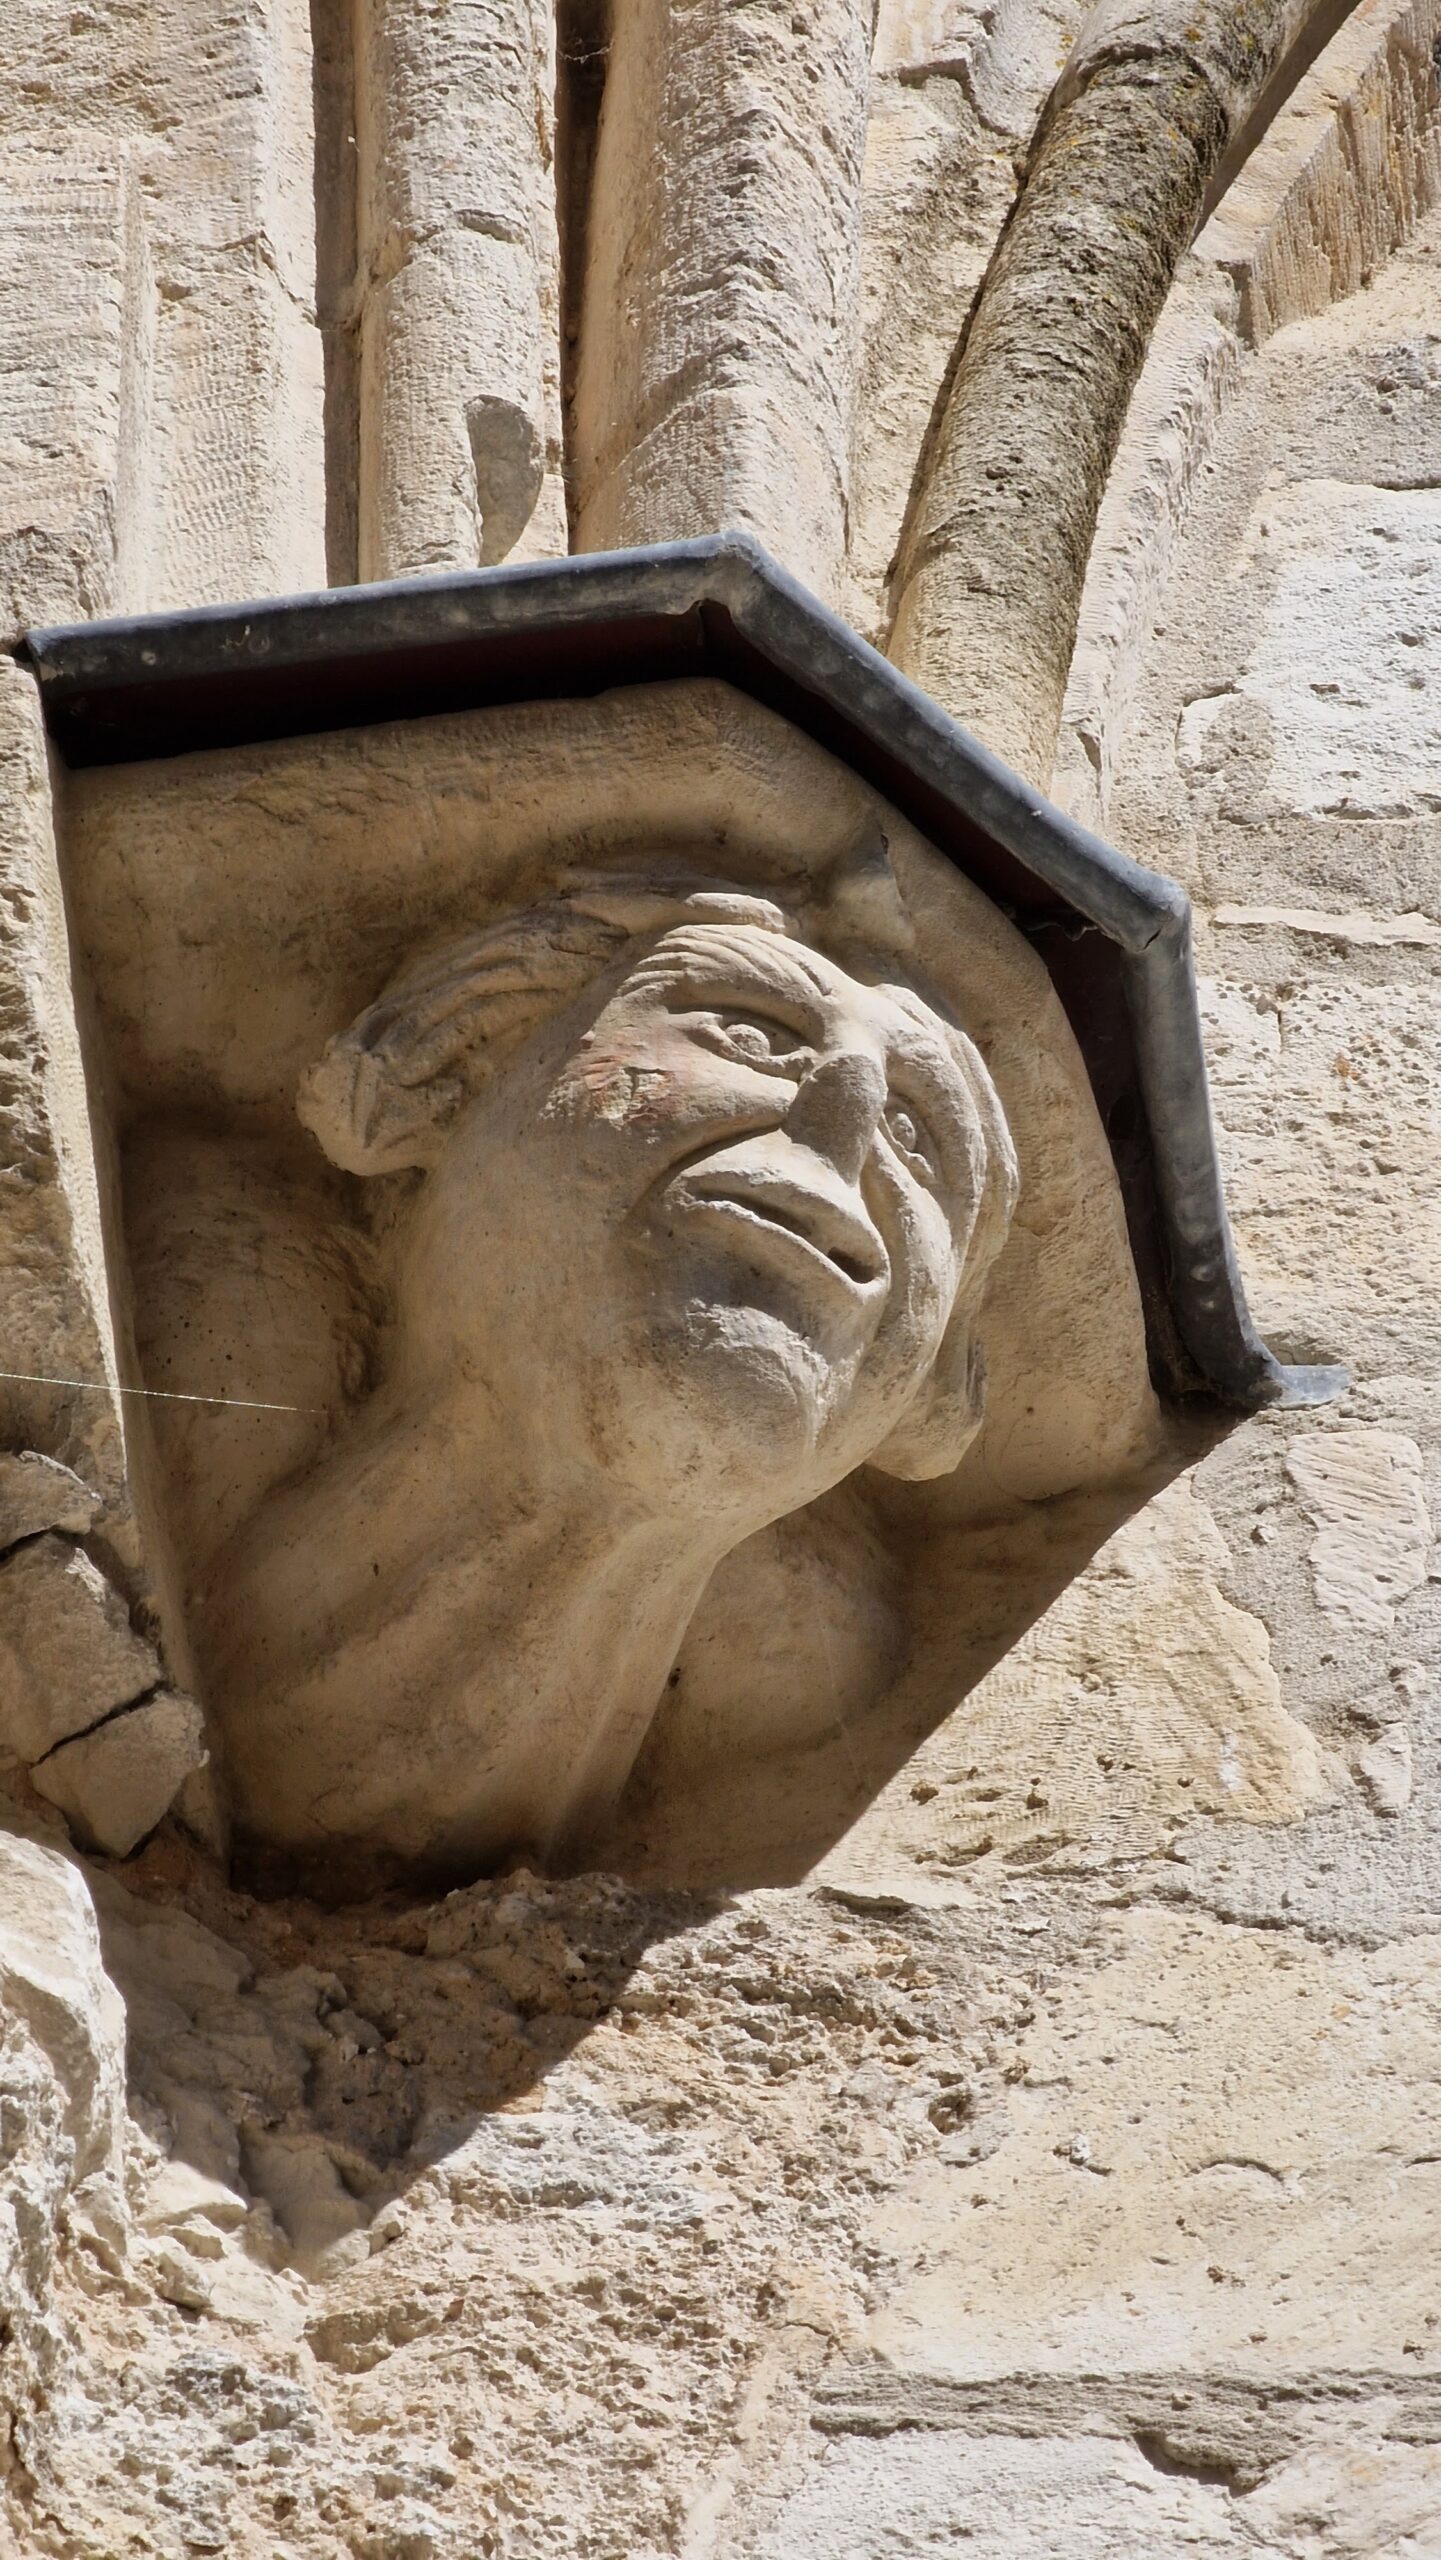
[0,1451,100,1550]
[0,1826,126,2186]
[0,1534,159,1764]
[30,1687,206,1859]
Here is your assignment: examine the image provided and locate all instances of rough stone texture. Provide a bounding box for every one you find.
[0,1827,128,2503]
[1204,0,1441,345]
[844,0,1087,640]
[886,0,1317,777]
[0,0,326,619]
[1288,1428,1432,1635]
[1,4,1441,2554]
[0,654,186,1842]
[0,1451,100,1548]
[30,1688,207,1859]
[0,1533,161,1764]
[1091,177,1441,1994]
[804,1472,1341,1896]
[572,0,874,601]
[0,657,130,1510]
[0,148,143,639]
[353,0,566,580]
[1054,0,1441,828]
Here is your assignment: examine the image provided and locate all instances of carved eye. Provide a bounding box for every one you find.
[701,1011,807,1071]
[883,1098,938,1184]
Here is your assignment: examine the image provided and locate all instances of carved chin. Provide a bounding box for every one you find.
[606,1303,873,1513]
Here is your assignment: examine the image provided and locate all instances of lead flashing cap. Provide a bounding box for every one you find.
[22,531,1346,1414]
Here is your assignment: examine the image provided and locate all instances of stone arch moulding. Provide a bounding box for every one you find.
[15,533,1346,1892]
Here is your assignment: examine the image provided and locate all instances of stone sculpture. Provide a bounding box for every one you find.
[202,873,1017,1884]
[50,667,1166,1890]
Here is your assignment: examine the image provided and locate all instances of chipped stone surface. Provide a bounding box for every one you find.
[862,1907,1441,2396]
[753,2432,1249,2558]
[0,1829,127,2474]
[816,1473,1338,1899]
[1177,480,1441,824]
[1199,975,1441,1375]
[1212,902,1441,944]
[1356,1722,1414,1815]
[31,1687,206,1857]
[0,1534,160,1764]
[1288,1430,1432,1636]
[0,1828,126,2186]
[0,1451,100,1549]
[1,5,1441,2555]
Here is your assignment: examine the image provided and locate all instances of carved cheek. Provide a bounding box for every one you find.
[886,1183,962,1335]
[567,1016,764,1136]
[553,1035,697,1138]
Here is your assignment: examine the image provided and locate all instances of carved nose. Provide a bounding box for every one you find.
[782,1048,888,1184]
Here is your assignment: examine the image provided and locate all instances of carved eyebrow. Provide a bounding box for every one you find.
[631,929,977,1126]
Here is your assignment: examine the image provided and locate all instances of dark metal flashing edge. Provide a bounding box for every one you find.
[22,534,1185,945]
[21,534,1346,1417]
[1121,933,1347,1412]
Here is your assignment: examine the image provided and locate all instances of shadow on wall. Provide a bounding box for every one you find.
[593,1424,1232,1889]
[48,680,1312,1912]
[91,1838,755,2277]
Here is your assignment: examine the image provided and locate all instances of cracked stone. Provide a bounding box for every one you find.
[30,1687,206,1857]
[0,1451,101,1550]
[0,1532,160,1762]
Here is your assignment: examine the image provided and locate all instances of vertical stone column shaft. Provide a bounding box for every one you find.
[143,0,328,607]
[571,0,873,602]
[354,0,566,580]
[0,661,129,1515]
[0,0,328,616]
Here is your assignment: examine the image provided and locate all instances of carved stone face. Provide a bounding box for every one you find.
[395,918,998,1523]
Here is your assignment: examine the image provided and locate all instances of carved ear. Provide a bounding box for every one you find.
[297,1038,455,1176]
[868,1332,987,1484]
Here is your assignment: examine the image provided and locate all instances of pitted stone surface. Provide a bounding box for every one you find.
[0,5,1440,2555]
[0,1534,160,1764]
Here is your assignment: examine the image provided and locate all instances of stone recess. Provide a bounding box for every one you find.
[1,4,1441,2557]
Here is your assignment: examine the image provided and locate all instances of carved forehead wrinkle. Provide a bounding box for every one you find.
[617,927,986,1136]
[623,919,878,1013]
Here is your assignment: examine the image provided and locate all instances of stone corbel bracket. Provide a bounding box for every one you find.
[23,530,1345,1414]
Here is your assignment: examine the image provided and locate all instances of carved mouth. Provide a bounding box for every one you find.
[669,1181,886,1294]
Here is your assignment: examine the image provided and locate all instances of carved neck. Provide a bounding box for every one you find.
[207,1384,730,1884]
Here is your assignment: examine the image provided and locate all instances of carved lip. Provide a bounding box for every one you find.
[666,1174,887,1295]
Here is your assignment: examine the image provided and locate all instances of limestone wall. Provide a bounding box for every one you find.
[1,5,1439,2556]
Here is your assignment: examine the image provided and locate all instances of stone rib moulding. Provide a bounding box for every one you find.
[21,530,1346,1414]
